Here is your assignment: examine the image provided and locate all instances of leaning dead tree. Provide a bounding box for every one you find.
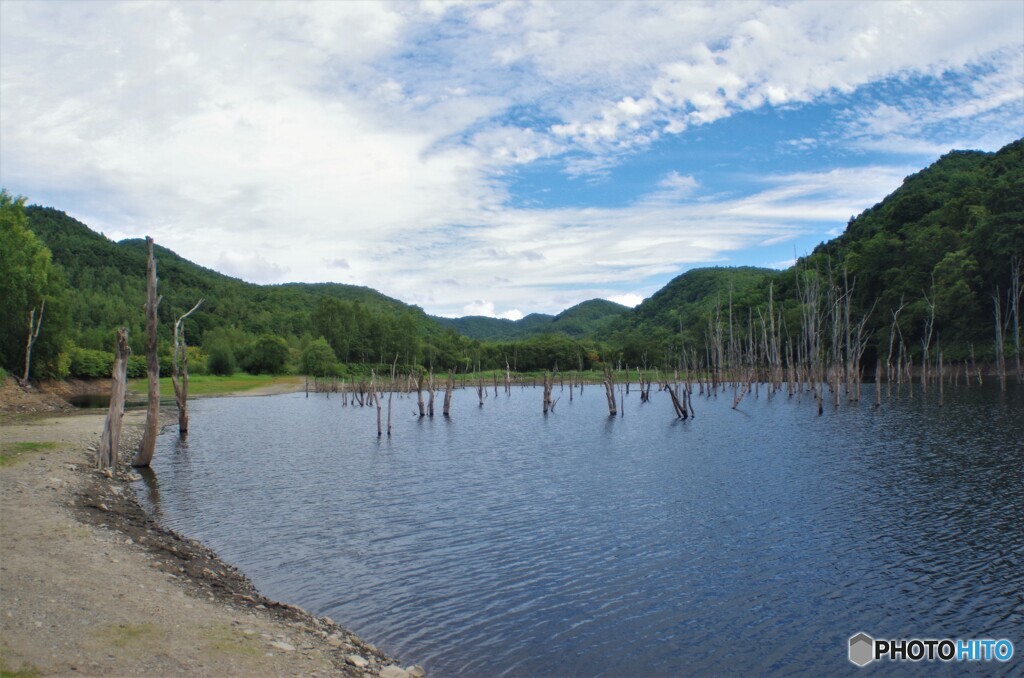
[97,328,130,471]
[170,299,204,435]
[133,237,161,468]
[20,298,45,386]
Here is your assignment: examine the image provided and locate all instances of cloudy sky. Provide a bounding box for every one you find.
[2,1,1021,319]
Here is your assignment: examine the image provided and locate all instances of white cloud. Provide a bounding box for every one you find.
[608,293,645,308]
[1,1,1020,318]
[462,300,497,317]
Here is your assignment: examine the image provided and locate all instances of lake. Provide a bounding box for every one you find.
[136,382,1024,676]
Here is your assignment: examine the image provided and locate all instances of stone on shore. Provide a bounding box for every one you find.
[347,654,369,668]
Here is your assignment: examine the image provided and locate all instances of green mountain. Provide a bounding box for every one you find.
[432,314,546,341]
[23,206,446,371]
[434,299,628,341]
[630,267,777,331]
[551,299,629,337]
[613,138,1023,366]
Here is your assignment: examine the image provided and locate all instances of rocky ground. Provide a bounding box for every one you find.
[0,381,423,677]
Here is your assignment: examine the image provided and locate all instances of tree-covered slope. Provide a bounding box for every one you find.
[794,138,1024,359]
[24,206,445,366]
[551,299,630,337]
[434,299,628,341]
[612,138,1023,367]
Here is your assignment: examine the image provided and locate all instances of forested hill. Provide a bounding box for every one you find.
[22,206,445,369]
[433,299,629,341]
[612,138,1023,366]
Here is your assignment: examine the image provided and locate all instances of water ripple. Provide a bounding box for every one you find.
[137,385,1024,676]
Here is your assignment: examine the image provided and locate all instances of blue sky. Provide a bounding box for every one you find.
[1,1,1021,318]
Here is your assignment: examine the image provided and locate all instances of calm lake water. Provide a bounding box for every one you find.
[137,383,1024,676]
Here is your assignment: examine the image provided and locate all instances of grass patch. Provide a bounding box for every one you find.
[127,374,302,397]
[201,624,263,657]
[93,623,166,650]
[0,654,41,678]
[0,441,59,467]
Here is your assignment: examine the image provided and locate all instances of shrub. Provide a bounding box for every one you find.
[206,343,235,376]
[68,347,114,379]
[242,335,290,375]
[127,355,148,379]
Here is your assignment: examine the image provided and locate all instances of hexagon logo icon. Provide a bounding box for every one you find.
[849,632,874,666]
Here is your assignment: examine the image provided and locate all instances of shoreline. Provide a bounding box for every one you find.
[0,394,423,677]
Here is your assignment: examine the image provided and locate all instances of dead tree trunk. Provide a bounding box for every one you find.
[387,356,397,437]
[602,368,617,416]
[428,370,436,417]
[443,369,454,417]
[20,298,45,385]
[543,372,553,414]
[874,361,881,408]
[170,299,203,435]
[920,291,935,393]
[416,372,426,417]
[98,328,129,471]
[1011,255,1022,383]
[994,290,1007,392]
[370,371,382,437]
[133,237,161,468]
[666,380,687,419]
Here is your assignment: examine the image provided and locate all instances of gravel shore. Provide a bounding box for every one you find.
[1,384,423,677]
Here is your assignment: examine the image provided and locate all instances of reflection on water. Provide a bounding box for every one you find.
[136,385,1024,676]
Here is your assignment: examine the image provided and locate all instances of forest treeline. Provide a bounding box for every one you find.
[1,138,1021,382]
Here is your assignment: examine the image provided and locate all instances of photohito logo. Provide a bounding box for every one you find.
[848,633,1014,666]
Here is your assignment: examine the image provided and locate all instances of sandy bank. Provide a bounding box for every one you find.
[0,403,422,677]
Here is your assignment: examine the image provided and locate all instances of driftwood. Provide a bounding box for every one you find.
[133,237,161,468]
[98,328,129,471]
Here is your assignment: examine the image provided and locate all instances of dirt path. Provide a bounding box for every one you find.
[0,409,423,677]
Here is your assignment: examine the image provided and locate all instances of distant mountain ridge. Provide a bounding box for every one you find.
[433,298,629,340]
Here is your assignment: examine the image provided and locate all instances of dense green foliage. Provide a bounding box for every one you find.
[0,191,70,378]
[795,140,1024,361]
[7,137,1021,379]
[616,140,1023,367]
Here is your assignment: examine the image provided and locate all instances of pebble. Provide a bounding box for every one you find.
[379,667,408,678]
[269,641,295,653]
[347,654,369,668]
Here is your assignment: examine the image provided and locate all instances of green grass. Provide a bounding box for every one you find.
[0,655,41,678]
[92,622,165,650]
[127,374,302,397]
[201,624,263,657]
[0,441,59,467]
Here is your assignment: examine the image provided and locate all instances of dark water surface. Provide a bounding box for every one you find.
[137,384,1024,676]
